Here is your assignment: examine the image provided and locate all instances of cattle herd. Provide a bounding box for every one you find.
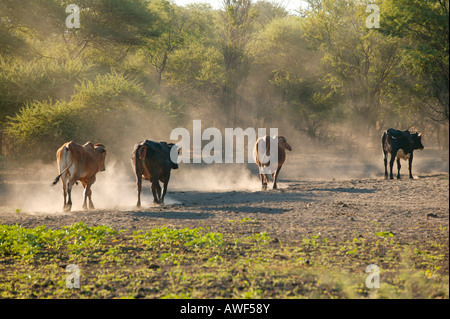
[51,128,424,212]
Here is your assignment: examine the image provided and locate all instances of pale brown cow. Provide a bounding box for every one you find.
[253,135,292,190]
[52,141,106,211]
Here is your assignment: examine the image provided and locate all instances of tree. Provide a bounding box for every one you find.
[380,0,449,125]
[300,0,402,136]
[0,0,66,58]
[141,0,186,85]
[60,0,160,64]
[220,0,256,123]
[251,16,338,139]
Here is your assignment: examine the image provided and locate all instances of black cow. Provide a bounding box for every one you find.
[382,128,424,179]
[131,140,180,206]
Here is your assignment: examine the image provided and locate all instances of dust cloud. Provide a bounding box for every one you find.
[170,163,261,192]
[0,160,260,214]
[0,124,447,215]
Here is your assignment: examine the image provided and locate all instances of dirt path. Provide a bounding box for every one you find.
[1,168,448,244]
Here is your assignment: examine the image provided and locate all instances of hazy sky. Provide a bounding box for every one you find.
[172,0,307,14]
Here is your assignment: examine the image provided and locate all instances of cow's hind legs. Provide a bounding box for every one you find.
[156,183,162,203]
[260,174,268,190]
[151,179,160,204]
[396,158,401,179]
[61,173,68,209]
[272,167,281,189]
[81,177,96,210]
[383,152,388,179]
[82,186,94,210]
[389,152,397,179]
[160,173,170,204]
[88,190,95,210]
[65,178,76,212]
[408,154,414,179]
[382,133,388,179]
[82,181,88,210]
[85,186,95,210]
[136,175,142,208]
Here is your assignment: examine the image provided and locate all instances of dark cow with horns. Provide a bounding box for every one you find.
[382,128,424,179]
[131,140,180,206]
[52,141,107,211]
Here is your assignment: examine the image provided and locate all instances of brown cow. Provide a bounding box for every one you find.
[253,135,292,190]
[52,141,106,211]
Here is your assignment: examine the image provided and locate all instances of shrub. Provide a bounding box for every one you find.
[0,57,91,120]
[4,100,92,160]
[4,71,159,161]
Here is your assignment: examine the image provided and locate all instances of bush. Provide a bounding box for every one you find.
[4,71,158,161]
[70,71,150,110]
[0,57,92,121]
[4,99,90,159]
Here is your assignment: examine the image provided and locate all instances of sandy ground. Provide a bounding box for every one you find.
[0,148,448,243]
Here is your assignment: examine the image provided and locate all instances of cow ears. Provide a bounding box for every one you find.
[94,143,106,153]
[285,142,292,151]
[169,143,182,154]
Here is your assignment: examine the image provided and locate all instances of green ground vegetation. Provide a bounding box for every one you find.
[0,220,448,299]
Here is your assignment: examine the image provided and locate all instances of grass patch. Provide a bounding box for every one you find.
[0,223,448,299]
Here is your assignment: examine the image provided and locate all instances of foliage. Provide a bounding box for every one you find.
[0,223,447,298]
[379,0,449,125]
[0,0,449,159]
[0,222,116,259]
[4,71,157,160]
[134,227,224,249]
[300,0,404,134]
[220,0,257,121]
[252,16,338,138]
[0,57,91,121]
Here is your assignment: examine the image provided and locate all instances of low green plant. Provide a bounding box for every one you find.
[0,224,447,299]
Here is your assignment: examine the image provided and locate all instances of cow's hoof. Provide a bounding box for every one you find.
[384,174,388,180]
[273,185,278,189]
[64,205,72,212]
[397,176,401,179]
[389,176,394,180]
[262,185,267,191]
[409,176,414,179]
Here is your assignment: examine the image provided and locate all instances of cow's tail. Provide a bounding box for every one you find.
[255,138,271,176]
[255,140,267,167]
[257,137,271,167]
[138,145,147,161]
[382,131,390,154]
[137,145,150,178]
[52,147,72,186]
[255,141,260,166]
